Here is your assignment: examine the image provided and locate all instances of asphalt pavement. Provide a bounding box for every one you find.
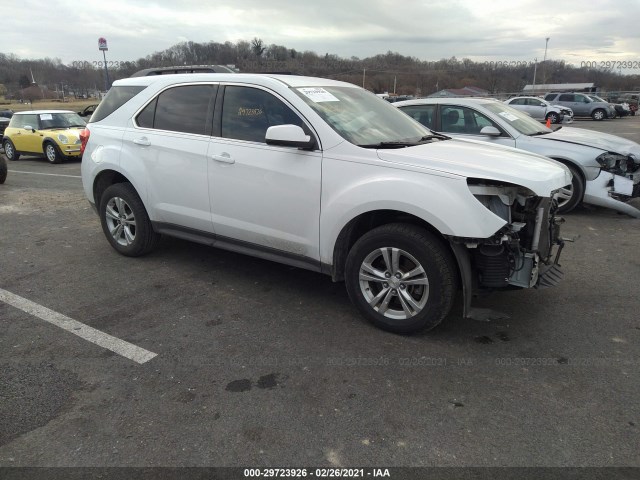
[0,116,639,473]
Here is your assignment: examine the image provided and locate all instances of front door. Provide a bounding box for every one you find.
[207,85,322,261]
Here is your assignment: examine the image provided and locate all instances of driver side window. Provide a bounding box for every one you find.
[221,86,304,143]
[440,106,498,134]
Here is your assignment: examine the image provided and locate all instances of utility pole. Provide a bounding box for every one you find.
[393,76,397,94]
[532,58,538,93]
[362,68,366,88]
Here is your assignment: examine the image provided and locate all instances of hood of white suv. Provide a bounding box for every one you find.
[541,126,640,158]
[376,138,571,196]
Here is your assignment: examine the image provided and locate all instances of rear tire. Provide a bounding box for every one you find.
[3,140,19,161]
[99,182,160,257]
[345,223,456,334]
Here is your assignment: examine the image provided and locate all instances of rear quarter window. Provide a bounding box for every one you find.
[90,86,146,123]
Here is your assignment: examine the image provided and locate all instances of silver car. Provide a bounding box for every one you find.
[543,92,616,120]
[504,96,573,124]
[394,98,640,216]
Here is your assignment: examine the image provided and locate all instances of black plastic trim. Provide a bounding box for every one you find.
[152,222,323,274]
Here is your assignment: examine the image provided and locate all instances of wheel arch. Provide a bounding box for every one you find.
[93,169,135,208]
[329,209,457,283]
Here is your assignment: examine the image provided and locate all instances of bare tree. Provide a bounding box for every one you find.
[251,38,265,58]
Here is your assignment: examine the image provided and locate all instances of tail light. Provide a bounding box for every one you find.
[79,128,90,154]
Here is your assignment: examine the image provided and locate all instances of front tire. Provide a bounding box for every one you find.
[555,163,585,214]
[3,140,19,161]
[592,109,606,121]
[44,142,62,164]
[99,182,160,257]
[345,223,456,334]
[546,112,559,124]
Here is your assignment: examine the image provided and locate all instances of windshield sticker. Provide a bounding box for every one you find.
[298,87,339,103]
[39,114,53,120]
[498,112,519,122]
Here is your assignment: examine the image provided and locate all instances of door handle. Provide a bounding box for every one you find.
[211,153,235,164]
[133,137,151,146]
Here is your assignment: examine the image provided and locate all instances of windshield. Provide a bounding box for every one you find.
[483,102,552,136]
[38,112,86,129]
[588,95,607,103]
[293,86,432,147]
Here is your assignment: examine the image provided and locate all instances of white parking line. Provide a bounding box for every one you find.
[0,288,157,364]
[7,170,81,179]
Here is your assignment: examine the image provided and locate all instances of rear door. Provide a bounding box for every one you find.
[121,83,217,233]
[525,98,546,120]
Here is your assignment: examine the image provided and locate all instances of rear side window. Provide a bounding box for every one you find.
[90,86,146,123]
[135,85,216,135]
[10,114,38,129]
[558,94,574,102]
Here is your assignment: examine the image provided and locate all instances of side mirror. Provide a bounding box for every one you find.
[265,124,315,149]
[480,126,501,137]
[23,125,34,132]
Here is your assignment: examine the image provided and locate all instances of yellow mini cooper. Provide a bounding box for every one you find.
[2,110,86,164]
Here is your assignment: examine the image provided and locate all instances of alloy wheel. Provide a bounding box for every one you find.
[104,197,137,246]
[358,247,430,320]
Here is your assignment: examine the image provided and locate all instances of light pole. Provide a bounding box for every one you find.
[542,37,550,86]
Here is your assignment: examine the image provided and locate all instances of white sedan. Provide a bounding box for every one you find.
[395,97,640,216]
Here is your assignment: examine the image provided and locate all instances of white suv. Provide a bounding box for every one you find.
[80,74,570,334]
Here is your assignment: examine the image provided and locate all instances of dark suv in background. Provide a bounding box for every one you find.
[0,109,13,138]
[544,92,615,120]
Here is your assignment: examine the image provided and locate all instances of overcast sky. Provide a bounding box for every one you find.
[5,0,640,69]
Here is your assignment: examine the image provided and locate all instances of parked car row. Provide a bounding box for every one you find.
[3,73,639,335]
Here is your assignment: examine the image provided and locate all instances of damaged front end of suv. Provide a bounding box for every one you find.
[450,179,567,321]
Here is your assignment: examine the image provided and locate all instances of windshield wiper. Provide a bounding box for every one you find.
[529,130,551,136]
[359,134,450,149]
[421,133,450,141]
